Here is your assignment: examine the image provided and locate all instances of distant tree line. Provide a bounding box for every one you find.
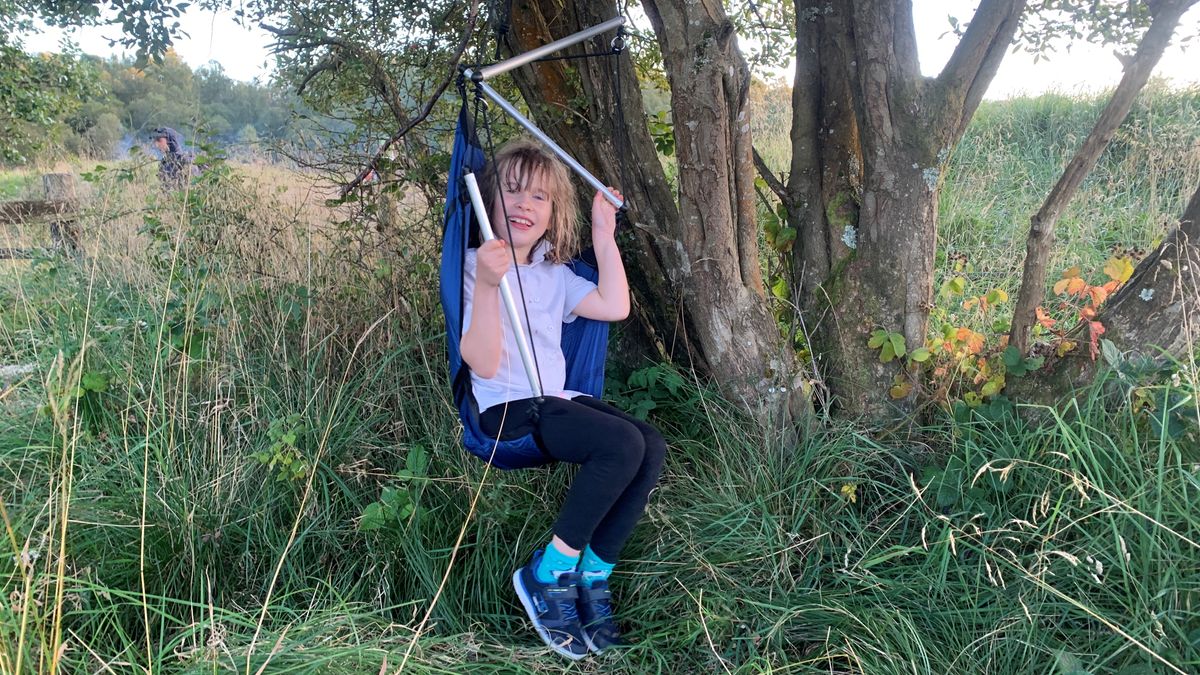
[1,40,304,165]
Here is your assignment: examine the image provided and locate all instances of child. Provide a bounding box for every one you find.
[460,138,666,659]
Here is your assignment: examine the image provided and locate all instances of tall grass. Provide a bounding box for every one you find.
[940,80,1200,290]
[1,89,1198,673]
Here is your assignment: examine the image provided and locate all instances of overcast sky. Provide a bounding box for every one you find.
[19,2,1200,99]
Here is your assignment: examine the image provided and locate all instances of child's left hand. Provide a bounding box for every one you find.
[591,188,622,243]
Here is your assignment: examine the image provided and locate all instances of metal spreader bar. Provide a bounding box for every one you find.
[463,173,544,398]
[462,17,626,209]
[472,16,625,81]
[473,80,624,208]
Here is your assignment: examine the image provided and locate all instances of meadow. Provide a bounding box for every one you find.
[0,85,1197,673]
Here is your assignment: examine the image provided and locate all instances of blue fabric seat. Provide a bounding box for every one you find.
[439,103,610,469]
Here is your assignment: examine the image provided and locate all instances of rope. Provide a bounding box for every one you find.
[610,26,633,224]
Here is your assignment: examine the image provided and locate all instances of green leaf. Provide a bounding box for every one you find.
[1100,339,1121,369]
[888,332,906,359]
[880,341,896,363]
[980,378,1002,398]
[80,370,109,393]
[358,503,384,531]
[771,276,790,300]
[941,276,967,297]
[910,347,931,363]
[1002,345,1023,369]
[868,330,888,349]
[406,445,429,475]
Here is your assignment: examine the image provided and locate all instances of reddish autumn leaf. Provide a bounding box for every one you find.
[1036,306,1056,329]
[1088,321,1106,360]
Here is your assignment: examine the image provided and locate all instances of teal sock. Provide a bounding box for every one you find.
[579,545,616,587]
[535,541,580,584]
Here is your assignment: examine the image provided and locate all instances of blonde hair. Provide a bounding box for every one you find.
[480,137,580,263]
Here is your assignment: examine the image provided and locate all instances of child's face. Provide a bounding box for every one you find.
[491,165,552,259]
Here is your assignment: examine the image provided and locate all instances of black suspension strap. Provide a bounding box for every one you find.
[610,26,633,228]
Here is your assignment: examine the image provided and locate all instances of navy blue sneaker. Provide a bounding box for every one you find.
[578,579,622,652]
[512,552,589,660]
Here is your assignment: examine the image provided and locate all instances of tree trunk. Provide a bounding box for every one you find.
[1009,0,1199,355]
[778,0,1024,421]
[1030,182,1200,391]
[504,0,796,414]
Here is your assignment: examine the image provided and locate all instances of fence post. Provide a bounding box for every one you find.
[44,173,80,254]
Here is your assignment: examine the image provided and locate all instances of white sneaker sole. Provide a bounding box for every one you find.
[512,569,588,661]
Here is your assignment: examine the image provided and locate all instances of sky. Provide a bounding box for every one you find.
[17,2,1200,99]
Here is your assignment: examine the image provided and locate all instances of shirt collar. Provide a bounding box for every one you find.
[528,239,552,265]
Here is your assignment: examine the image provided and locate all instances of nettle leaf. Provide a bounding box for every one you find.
[358,503,385,531]
[1003,345,1023,370]
[80,371,109,393]
[406,445,429,475]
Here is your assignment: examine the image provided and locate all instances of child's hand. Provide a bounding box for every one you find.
[476,239,511,288]
[591,188,622,243]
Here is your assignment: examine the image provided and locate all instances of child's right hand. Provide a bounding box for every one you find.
[476,239,512,288]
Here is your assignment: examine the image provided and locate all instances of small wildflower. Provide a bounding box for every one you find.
[840,483,858,504]
[1139,288,1154,301]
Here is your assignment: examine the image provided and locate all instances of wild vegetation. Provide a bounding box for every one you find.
[1,81,1197,673]
[0,45,301,165]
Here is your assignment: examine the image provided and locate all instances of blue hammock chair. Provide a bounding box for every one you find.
[439,101,610,470]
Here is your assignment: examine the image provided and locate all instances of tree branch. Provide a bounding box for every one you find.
[752,146,789,206]
[935,0,1027,137]
[1009,0,1197,354]
[338,0,480,197]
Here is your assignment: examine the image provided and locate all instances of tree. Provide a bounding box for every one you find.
[0,38,102,163]
[1009,0,1199,355]
[1026,181,1199,394]
[498,0,796,417]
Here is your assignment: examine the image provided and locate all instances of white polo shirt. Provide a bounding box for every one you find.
[463,241,598,412]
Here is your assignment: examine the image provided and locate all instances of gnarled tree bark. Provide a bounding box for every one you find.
[503,0,797,415]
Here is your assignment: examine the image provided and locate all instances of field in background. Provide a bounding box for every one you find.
[0,86,1197,673]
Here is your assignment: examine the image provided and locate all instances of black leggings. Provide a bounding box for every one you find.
[480,396,666,562]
